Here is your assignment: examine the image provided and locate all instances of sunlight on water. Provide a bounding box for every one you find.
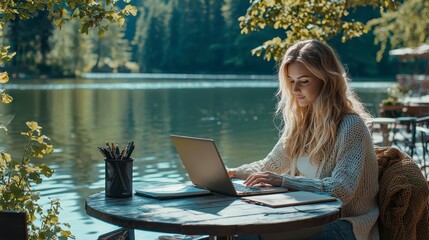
[2,79,393,90]
[3,81,278,90]
[81,72,277,80]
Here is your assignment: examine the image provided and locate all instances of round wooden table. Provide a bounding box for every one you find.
[85,188,342,240]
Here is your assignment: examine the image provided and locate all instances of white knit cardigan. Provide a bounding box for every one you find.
[234,114,380,240]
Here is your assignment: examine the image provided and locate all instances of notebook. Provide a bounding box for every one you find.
[135,182,211,199]
[241,191,337,208]
[170,134,289,197]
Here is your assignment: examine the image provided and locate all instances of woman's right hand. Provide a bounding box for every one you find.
[226,168,237,178]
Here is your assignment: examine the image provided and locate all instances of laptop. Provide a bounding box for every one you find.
[170,134,289,197]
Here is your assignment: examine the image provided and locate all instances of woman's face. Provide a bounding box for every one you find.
[287,61,323,107]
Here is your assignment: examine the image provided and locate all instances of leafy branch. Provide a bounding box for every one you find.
[238,0,399,61]
[0,121,73,239]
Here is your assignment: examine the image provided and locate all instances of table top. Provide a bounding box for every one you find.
[369,117,397,124]
[85,186,342,237]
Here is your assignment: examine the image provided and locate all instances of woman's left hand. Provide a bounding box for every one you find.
[243,171,283,187]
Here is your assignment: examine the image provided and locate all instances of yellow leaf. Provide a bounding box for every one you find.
[51,216,59,222]
[12,175,20,182]
[0,72,9,83]
[118,17,125,27]
[98,29,105,37]
[264,0,275,7]
[0,152,11,163]
[272,37,282,44]
[1,93,13,103]
[72,8,80,17]
[124,5,138,16]
[26,121,42,132]
[53,18,62,26]
[46,145,54,154]
[61,230,72,236]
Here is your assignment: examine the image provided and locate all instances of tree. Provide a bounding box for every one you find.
[6,10,54,76]
[367,0,429,61]
[238,0,399,61]
[47,19,95,76]
[221,0,276,73]
[1,0,137,97]
[133,0,170,72]
[0,1,137,238]
[91,23,134,73]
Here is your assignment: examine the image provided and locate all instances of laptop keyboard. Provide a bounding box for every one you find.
[233,182,262,192]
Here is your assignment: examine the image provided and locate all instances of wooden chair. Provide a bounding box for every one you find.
[0,210,28,240]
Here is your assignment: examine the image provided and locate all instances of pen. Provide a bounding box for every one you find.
[97,147,107,158]
[98,141,135,159]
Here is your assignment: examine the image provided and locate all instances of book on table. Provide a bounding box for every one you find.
[135,183,211,199]
[241,191,337,208]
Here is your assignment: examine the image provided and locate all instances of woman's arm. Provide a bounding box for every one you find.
[280,115,376,204]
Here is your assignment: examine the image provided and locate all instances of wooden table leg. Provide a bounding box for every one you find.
[380,124,390,146]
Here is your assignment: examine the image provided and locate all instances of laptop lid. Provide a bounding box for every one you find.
[171,134,238,196]
[170,134,288,196]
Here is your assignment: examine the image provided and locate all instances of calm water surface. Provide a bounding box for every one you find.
[0,77,392,239]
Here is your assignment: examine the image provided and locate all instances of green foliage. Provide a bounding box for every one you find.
[367,0,429,61]
[0,0,137,238]
[0,70,13,104]
[238,0,399,61]
[133,0,275,73]
[7,10,55,76]
[0,0,137,76]
[47,18,95,76]
[0,121,74,239]
[89,21,135,73]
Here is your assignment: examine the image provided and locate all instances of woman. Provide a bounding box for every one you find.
[228,39,379,240]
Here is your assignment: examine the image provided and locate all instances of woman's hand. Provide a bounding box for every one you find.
[243,171,283,187]
[226,168,237,178]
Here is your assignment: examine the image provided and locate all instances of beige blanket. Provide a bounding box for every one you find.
[376,146,429,240]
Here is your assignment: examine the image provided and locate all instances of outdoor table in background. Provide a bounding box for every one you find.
[85,185,342,240]
[369,117,397,146]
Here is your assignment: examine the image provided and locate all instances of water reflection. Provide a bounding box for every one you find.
[0,79,391,239]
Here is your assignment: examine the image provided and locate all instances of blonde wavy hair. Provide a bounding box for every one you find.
[276,39,371,174]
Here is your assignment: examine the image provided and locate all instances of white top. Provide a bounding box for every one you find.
[296,155,318,178]
[235,114,380,240]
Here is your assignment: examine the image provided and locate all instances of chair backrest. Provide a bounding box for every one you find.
[417,115,429,128]
[417,126,429,179]
[0,211,28,240]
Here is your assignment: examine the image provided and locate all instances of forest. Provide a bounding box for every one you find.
[2,0,398,78]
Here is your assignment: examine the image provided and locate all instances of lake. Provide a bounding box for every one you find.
[0,76,392,239]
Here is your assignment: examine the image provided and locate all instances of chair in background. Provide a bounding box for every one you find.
[0,210,28,240]
[415,115,429,178]
[391,117,417,157]
[417,115,429,128]
[417,126,429,179]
